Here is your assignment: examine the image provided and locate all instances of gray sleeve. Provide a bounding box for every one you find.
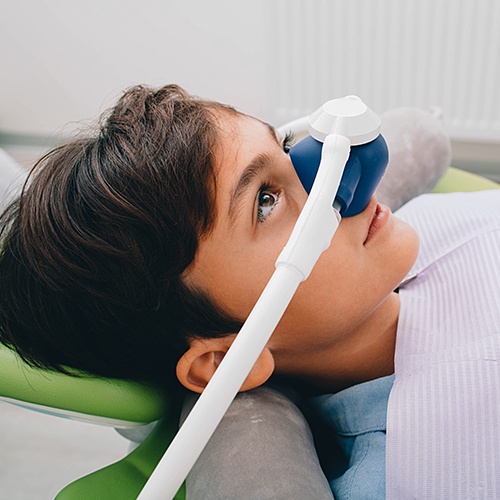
[185,387,334,500]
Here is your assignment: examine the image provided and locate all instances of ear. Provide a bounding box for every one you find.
[176,335,275,394]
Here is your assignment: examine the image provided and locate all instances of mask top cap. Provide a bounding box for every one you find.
[308,95,381,145]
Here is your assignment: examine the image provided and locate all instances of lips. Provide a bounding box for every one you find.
[364,202,390,244]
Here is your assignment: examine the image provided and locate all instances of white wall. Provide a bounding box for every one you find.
[270,0,500,143]
[1,0,499,178]
[0,0,272,136]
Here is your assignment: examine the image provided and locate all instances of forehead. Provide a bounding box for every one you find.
[213,113,277,175]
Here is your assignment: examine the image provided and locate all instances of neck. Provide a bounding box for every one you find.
[274,292,400,395]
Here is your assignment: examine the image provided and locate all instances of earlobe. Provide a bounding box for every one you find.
[239,347,275,392]
[176,335,275,394]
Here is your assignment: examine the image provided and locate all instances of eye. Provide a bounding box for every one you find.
[257,187,279,223]
[282,131,294,154]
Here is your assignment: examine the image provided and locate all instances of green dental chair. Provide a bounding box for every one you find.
[1,167,498,499]
[0,342,185,499]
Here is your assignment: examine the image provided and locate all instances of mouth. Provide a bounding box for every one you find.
[364,201,391,245]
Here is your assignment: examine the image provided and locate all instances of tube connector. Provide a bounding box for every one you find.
[276,134,349,279]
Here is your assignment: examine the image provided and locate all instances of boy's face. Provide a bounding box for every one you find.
[184,112,418,374]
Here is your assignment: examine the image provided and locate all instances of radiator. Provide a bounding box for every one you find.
[269,0,500,143]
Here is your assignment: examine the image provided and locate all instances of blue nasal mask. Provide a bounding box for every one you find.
[289,96,389,217]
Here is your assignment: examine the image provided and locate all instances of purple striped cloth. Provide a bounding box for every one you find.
[387,190,500,499]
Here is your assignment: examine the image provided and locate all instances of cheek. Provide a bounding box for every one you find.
[222,220,305,319]
[275,232,362,333]
[220,266,274,319]
[193,233,290,321]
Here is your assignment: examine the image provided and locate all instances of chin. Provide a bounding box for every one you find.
[394,217,420,273]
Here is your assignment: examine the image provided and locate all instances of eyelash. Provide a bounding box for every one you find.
[282,131,294,154]
[255,131,293,224]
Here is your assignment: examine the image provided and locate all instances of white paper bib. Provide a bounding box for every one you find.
[387,190,500,499]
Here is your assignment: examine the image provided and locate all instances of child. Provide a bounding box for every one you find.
[0,84,417,395]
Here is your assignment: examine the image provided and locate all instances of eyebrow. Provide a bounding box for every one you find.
[228,152,273,224]
[227,124,281,223]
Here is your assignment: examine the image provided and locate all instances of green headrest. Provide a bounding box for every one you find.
[0,344,169,424]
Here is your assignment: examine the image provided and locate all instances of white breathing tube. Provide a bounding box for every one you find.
[138,98,378,499]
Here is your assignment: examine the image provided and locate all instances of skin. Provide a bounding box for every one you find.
[182,112,419,394]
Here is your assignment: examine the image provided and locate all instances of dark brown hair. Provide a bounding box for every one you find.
[0,84,242,390]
